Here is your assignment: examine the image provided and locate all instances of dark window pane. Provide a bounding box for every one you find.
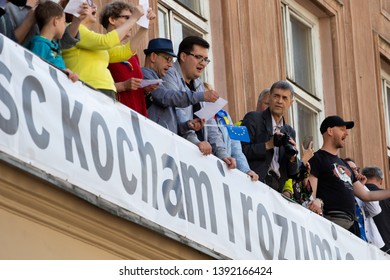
[291,16,314,93]
[175,0,201,15]
[297,102,316,151]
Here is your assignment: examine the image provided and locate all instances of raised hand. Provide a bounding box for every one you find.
[203,90,219,102]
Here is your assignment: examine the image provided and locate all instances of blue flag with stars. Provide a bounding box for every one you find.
[225,125,250,143]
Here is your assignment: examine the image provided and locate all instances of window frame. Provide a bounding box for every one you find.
[157,0,213,83]
[282,0,325,151]
[158,0,209,35]
[381,69,390,157]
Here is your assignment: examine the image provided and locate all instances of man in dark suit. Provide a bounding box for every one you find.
[241,80,299,192]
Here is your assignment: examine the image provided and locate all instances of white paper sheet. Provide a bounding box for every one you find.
[194,98,228,120]
[64,0,85,18]
[137,0,150,29]
[141,79,162,88]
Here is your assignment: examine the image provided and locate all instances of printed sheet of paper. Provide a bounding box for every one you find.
[64,0,85,18]
[137,0,150,29]
[194,98,228,120]
[141,79,162,88]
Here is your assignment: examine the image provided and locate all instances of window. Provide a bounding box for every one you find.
[282,0,324,152]
[158,0,211,81]
[158,0,209,53]
[290,15,314,93]
[381,68,390,156]
[291,97,319,153]
[175,0,201,15]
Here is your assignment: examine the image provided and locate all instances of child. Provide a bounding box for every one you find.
[29,1,78,82]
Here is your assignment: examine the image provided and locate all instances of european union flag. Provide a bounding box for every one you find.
[225,125,250,143]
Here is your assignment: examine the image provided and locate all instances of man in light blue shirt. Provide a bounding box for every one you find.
[142,38,219,134]
[163,36,236,169]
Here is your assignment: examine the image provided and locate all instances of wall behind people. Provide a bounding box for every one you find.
[217,0,281,121]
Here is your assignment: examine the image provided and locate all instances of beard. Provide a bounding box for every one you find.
[334,138,345,149]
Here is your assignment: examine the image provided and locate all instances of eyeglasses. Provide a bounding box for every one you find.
[156,53,174,63]
[117,15,130,20]
[86,0,94,7]
[185,52,210,64]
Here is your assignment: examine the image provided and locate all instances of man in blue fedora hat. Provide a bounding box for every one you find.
[144,38,177,58]
[142,38,220,137]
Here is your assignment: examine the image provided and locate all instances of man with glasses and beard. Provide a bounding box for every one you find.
[308,116,390,236]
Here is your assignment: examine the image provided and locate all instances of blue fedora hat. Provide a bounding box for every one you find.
[144,38,177,57]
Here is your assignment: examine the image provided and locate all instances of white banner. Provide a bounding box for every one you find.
[0,34,388,260]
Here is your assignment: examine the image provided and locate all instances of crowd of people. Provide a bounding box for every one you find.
[1,0,390,254]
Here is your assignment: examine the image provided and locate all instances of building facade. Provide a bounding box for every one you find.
[1,0,390,259]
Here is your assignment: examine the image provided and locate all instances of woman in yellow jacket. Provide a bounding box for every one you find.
[61,1,144,99]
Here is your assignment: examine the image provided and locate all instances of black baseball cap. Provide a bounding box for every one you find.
[320,115,354,134]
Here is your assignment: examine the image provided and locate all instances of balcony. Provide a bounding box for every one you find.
[0,34,388,260]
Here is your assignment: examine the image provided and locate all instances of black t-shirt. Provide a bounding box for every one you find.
[309,149,357,217]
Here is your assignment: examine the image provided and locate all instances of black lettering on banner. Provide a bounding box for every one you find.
[90,111,113,181]
[223,183,234,243]
[240,193,253,251]
[273,213,288,260]
[300,225,310,259]
[310,231,332,259]
[23,50,34,70]
[0,61,18,135]
[0,34,3,54]
[345,252,354,259]
[330,224,345,260]
[291,221,302,259]
[49,68,88,170]
[22,76,49,149]
[131,111,158,209]
[161,154,186,219]
[180,162,217,234]
[218,161,235,242]
[117,127,137,194]
[256,203,274,259]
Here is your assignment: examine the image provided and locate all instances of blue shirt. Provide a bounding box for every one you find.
[214,110,251,173]
[30,35,66,69]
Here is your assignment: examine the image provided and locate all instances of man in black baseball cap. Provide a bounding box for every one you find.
[308,114,390,237]
[320,115,354,134]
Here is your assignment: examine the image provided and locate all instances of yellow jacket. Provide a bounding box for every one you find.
[62,24,133,92]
